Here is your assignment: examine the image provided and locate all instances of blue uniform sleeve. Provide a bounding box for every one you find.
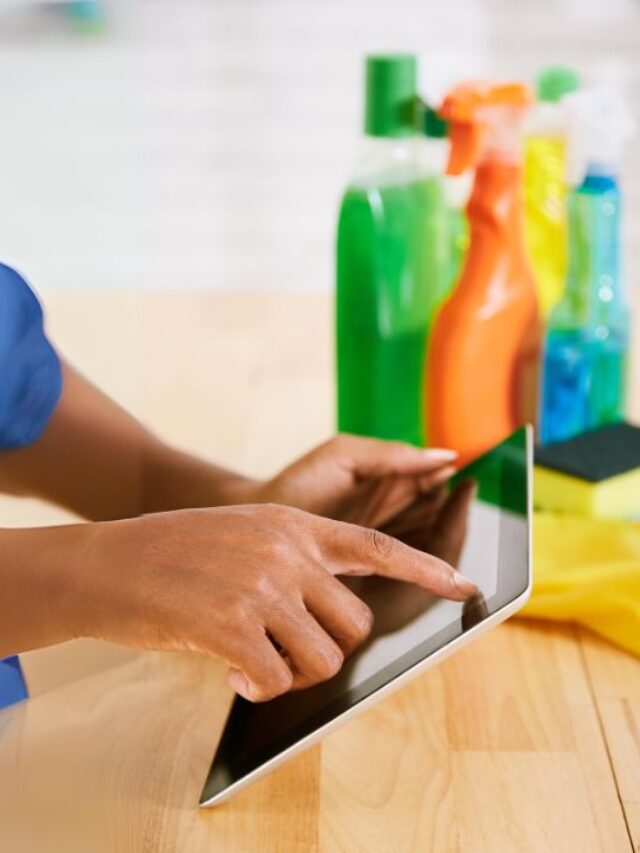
[0,263,62,450]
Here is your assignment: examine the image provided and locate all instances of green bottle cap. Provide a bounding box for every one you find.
[536,66,581,103]
[365,54,418,138]
[423,105,448,138]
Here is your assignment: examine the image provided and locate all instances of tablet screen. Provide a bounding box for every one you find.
[201,427,530,804]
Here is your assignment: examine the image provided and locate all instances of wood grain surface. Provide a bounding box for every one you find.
[0,292,638,852]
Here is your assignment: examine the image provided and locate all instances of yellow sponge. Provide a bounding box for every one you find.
[534,423,640,519]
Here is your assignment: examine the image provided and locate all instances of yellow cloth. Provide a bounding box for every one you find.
[519,512,640,657]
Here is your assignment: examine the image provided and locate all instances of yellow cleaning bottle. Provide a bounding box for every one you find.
[524,67,580,317]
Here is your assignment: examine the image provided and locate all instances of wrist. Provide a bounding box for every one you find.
[0,523,97,655]
[142,439,263,512]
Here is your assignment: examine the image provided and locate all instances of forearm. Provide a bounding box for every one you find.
[140,440,260,516]
[0,361,259,520]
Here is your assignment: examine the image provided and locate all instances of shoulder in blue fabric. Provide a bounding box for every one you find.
[0,264,62,450]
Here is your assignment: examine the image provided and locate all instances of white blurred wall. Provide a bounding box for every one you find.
[0,0,638,292]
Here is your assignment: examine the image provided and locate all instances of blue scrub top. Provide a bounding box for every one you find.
[0,263,62,450]
[0,263,61,708]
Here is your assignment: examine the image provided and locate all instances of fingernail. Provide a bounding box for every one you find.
[418,464,457,492]
[452,571,477,599]
[433,464,457,480]
[423,448,458,461]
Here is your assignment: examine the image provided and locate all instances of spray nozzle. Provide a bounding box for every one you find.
[439,82,534,175]
[564,86,636,185]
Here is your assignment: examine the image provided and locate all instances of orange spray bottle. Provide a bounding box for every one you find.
[425,82,541,464]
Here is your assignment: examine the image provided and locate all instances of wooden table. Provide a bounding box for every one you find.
[1,292,638,853]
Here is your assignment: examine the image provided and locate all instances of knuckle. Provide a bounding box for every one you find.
[313,646,344,680]
[226,600,252,629]
[251,665,293,702]
[250,570,277,601]
[368,527,395,558]
[249,575,290,618]
[260,531,290,564]
[262,504,306,537]
[351,602,374,641]
[266,666,294,699]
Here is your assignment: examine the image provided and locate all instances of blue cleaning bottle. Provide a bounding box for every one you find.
[540,87,635,445]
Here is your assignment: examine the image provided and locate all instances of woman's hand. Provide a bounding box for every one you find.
[57,503,476,702]
[249,434,458,529]
[343,479,478,637]
[0,362,458,529]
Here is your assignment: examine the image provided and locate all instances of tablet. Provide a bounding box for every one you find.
[200,426,533,807]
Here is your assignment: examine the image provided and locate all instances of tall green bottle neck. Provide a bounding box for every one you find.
[350,136,447,186]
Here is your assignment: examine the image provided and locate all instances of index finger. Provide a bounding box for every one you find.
[311,515,477,602]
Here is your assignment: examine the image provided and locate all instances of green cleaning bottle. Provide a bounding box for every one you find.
[336,55,448,445]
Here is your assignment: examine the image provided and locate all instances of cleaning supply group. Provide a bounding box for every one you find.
[336,55,635,468]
